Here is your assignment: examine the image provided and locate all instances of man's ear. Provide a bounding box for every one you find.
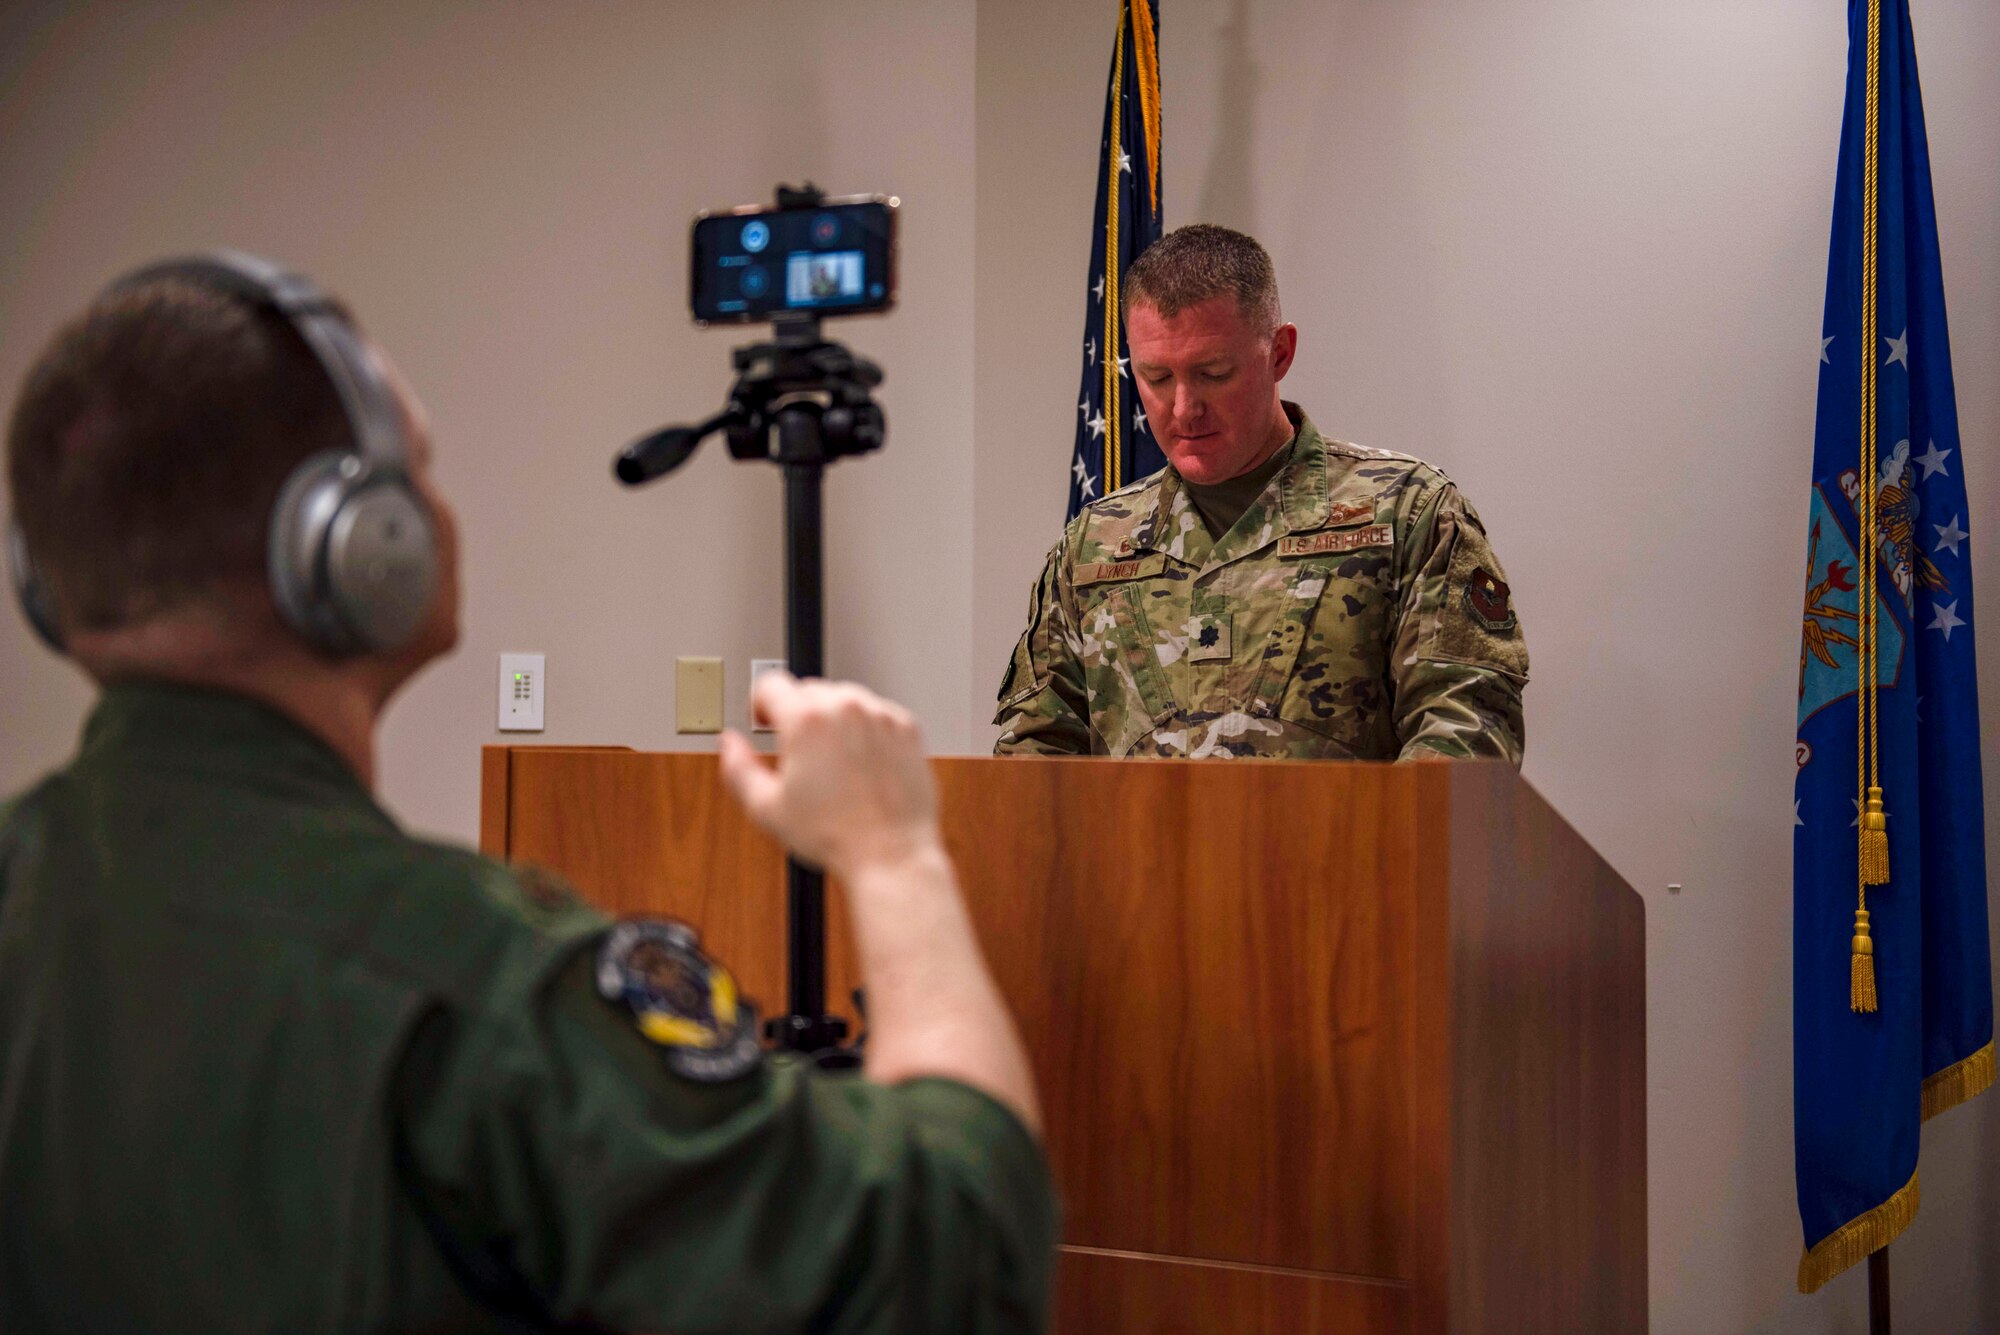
[1269,323,1298,382]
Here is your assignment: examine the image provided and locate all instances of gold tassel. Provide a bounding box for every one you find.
[1851,909,1878,1013]
[1859,786,1890,885]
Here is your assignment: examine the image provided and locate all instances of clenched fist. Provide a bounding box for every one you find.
[717,671,941,878]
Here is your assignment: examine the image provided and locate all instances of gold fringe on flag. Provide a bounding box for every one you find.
[1920,1041,1996,1122]
[1797,1168,1918,1294]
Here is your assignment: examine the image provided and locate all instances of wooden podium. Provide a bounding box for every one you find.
[481,749,1647,1334]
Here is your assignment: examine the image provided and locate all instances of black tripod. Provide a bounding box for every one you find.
[614,308,882,1063]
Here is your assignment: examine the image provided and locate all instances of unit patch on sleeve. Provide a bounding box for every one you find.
[1463,565,1517,632]
[596,919,762,1082]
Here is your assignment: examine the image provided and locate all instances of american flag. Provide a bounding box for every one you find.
[1067,0,1164,520]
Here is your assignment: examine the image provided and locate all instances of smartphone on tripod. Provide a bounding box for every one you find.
[690,195,898,327]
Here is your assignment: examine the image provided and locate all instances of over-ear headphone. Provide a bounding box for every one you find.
[6,249,439,657]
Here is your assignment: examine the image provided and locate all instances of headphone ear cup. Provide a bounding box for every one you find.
[7,522,65,653]
[323,482,437,653]
[269,451,439,656]
[269,451,358,653]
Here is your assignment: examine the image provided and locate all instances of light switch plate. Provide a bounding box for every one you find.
[677,657,724,734]
[498,653,545,732]
[749,658,786,732]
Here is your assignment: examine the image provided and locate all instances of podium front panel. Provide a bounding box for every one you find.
[483,747,1645,1333]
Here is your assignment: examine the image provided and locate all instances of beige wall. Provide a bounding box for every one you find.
[0,0,980,842]
[5,2,2000,1331]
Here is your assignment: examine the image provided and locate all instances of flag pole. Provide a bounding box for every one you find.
[1868,1246,1890,1333]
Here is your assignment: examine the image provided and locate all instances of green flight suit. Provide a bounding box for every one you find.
[0,683,1055,1333]
[994,405,1528,762]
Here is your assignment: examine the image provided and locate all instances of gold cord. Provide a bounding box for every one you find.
[1131,0,1162,215]
[1851,0,1887,1010]
[1102,6,1127,493]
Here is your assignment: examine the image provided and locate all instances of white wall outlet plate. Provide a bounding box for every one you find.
[498,652,545,732]
[749,658,787,732]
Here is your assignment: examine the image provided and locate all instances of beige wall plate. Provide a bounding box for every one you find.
[675,657,724,734]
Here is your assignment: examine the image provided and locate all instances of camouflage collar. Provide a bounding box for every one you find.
[1135,403,1332,553]
[1133,466,1184,556]
[1275,406,1333,533]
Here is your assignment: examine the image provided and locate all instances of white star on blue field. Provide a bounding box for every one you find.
[1914,439,1952,479]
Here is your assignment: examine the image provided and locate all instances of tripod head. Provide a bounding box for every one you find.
[613,316,884,485]
[613,313,885,486]
[611,317,885,486]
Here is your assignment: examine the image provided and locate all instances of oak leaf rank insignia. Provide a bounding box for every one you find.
[1187,611,1231,663]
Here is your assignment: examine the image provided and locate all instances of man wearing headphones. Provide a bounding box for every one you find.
[0,256,1053,1331]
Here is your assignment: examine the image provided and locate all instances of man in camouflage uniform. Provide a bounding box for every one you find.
[996,224,1527,762]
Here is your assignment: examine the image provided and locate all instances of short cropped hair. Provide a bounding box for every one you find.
[6,276,351,632]
[1122,223,1282,333]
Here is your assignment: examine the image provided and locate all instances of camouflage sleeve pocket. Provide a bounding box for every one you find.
[1415,503,1530,683]
[995,568,1052,712]
[994,541,1099,754]
[996,627,1045,712]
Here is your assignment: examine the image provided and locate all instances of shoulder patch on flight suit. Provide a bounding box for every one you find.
[595,919,762,1082]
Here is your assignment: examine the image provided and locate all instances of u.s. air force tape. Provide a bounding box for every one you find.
[595,919,762,1082]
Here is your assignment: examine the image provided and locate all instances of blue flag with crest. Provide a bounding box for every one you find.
[1066,0,1164,520]
[1793,0,1993,1294]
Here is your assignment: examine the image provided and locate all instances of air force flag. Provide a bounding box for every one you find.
[1792,0,1993,1295]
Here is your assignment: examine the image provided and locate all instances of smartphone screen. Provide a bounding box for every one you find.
[690,198,897,325]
